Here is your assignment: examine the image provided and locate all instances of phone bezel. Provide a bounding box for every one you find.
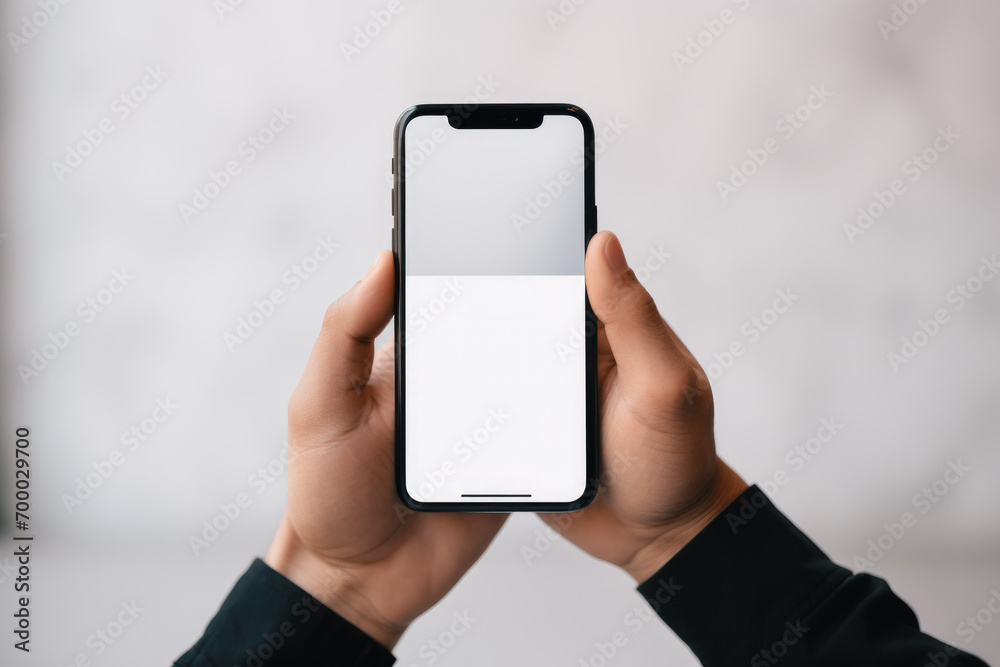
[392,103,599,513]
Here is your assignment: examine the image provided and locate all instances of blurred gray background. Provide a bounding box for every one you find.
[2,1,999,665]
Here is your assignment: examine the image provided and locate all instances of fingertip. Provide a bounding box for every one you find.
[364,249,393,281]
[586,231,625,320]
[603,233,628,275]
[363,251,381,278]
[324,249,394,344]
[586,230,615,267]
[359,249,395,305]
[586,231,630,280]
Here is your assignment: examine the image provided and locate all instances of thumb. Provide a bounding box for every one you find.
[290,249,395,432]
[585,232,690,388]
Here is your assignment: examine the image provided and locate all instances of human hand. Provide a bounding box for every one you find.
[541,231,748,584]
[265,250,507,648]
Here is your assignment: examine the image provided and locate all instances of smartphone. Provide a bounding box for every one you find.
[392,103,598,512]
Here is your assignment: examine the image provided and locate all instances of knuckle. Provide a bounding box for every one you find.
[603,271,661,325]
[322,298,345,331]
[676,367,715,418]
[631,288,664,329]
[643,365,713,415]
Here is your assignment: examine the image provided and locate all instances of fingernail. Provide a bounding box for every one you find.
[365,251,383,278]
[604,234,628,275]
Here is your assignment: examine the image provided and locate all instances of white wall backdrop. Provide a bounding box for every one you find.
[2,1,999,665]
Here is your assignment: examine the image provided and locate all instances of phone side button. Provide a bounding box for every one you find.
[391,188,395,217]
[391,226,396,251]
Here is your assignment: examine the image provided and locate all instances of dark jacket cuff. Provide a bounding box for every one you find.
[637,485,849,665]
[175,558,396,666]
[636,485,990,667]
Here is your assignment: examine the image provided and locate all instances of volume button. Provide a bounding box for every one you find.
[391,188,395,217]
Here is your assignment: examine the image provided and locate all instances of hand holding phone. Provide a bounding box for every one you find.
[537,232,747,583]
[266,252,507,649]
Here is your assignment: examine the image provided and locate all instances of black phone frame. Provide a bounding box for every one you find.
[392,103,599,513]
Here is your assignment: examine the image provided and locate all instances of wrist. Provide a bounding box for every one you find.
[623,460,748,584]
[264,515,406,649]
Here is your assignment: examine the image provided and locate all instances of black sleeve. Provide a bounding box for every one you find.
[637,485,990,667]
[174,558,396,667]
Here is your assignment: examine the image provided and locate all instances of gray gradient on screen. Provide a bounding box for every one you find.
[404,114,585,276]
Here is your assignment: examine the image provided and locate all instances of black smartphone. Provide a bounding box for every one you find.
[392,103,598,512]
